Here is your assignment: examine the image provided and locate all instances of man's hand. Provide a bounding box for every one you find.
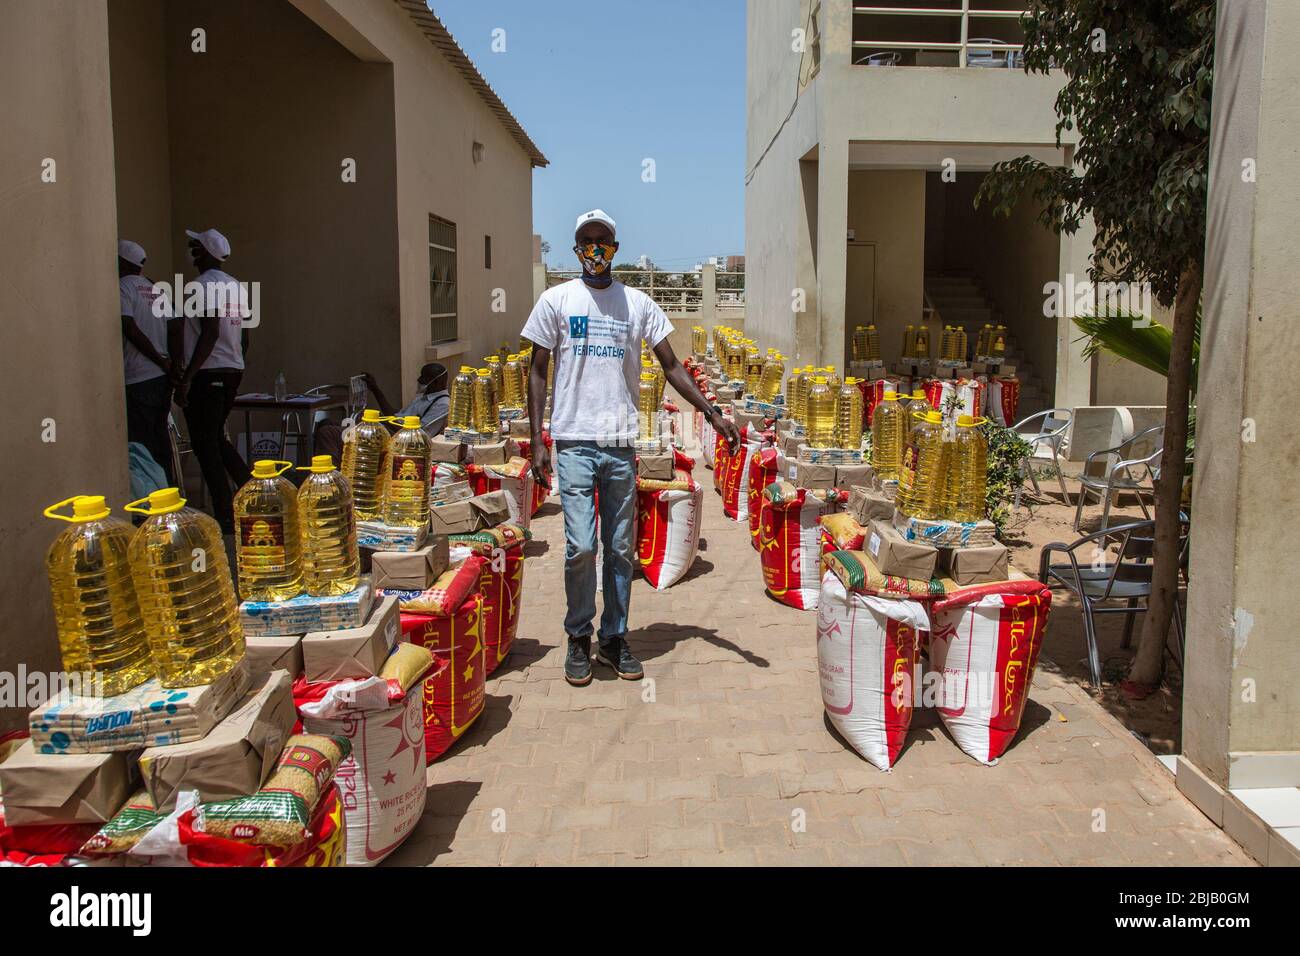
[531,441,551,487]
[711,408,741,454]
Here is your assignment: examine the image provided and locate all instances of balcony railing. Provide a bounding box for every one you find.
[545,269,745,319]
[852,2,1027,69]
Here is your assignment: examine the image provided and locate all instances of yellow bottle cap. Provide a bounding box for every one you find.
[814,376,828,385]
[361,408,383,423]
[476,368,491,376]
[868,324,876,330]
[299,454,336,473]
[958,414,975,426]
[44,495,112,522]
[460,365,475,374]
[487,356,500,363]
[402,415,422,428]
[844,377,860,386]
[926,410,943,424]
[251,459,293,479]
[641,372,657,382]
[883,390,898,401]
[507,353,519,361]
[123,487,187,516]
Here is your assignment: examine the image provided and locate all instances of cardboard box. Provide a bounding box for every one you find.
[796,460,836,491]
[429,436,467,464]
[430,480,473,505]
[941,543,1010,586]
[848,485,895,525]
[428,490,510,535]
[637,452,674,481]
[27,660,251,754]
[302,595,402,682]
[714,385,740,402]
[244,634,304,682]
[138,670,295,811]
[240,580,374,637]
[779,432,803,458]
[866,519,938,581]
[508,418,532,439]
[356,520,428,553]
[0,742,136,826]
[731,404,766,432]
[835,463,874,489]
[371,538,450,590]
[467,440,516,466]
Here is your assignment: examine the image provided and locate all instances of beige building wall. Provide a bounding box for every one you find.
[845,170,925,364]
[0,1,127,732]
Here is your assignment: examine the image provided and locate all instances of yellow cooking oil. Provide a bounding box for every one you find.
[897,410,952,521]
[383,416,432,528]
[912,326,931,359]
[297,455,359,597]
[866,324,881,362]
[472,367,499,435]
[232,460,303,602]
[638,372,659,442]
[758,352,784,403]
[743,341,763,395]
[903,325,916,358]
[692,325,706,355]
[502,354,526,411]
[835,378,865,449]
[805,376,836,449]
[870,390,907,480]
[340,410,391,521]
[949,414,988,522]
[125,488,243,688]
[44,496,154,696]
[485,355,505,401]
[851,326,869,363]
[448,366,476,431]
[906,389,931,423]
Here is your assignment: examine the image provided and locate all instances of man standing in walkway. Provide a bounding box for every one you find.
[523,209,740,686]
[174,227,251,535]
[118,239,178,483]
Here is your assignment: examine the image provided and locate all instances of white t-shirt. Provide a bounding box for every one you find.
[119,274,174,385]
[521,278,673,443]
[182,268,248,371]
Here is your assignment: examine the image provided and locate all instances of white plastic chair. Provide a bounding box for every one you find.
[1012,408,1072,509]
[1073,424,1164,531]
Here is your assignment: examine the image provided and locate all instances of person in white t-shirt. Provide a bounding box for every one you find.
[522,209,740,687]
[173,227,252,534]
[118,239,179,484]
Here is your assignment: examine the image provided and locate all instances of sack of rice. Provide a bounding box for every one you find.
[402,594,485,760]
[926,581,1051,765]
[820,512,868,554]
[700,409,717,469]
[722,425,768,522]
[298,645,434,865]
[712,427,730,493]
[758,482,835,610]
[476,546,525,674]
[377,555,485,616]
[636,481,703,590]
[747,447,780,550]
[195,734,350,847]
[817,571,929,771]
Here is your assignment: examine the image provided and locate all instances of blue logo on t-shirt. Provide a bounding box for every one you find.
[568,315,588,339]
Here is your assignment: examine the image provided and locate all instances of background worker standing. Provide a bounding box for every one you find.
[523,209,740,687]
[118,239,178,483]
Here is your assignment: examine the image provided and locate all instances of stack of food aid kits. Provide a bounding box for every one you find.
[635,446,703,590]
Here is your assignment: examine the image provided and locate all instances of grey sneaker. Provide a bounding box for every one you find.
[564,635,592,686]
[595,636,643,680]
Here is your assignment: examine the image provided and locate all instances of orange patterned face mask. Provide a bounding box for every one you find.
[574,242,617,276]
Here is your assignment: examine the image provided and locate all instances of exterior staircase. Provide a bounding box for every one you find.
[924,271,1050,421]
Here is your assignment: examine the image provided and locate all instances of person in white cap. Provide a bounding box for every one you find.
[118,239,179,483]
[522,209,740,687]
[174,227,251,534]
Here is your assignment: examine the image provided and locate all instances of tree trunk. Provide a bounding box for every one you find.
[1126,261,1201,692]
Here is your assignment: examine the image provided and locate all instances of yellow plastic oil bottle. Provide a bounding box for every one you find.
[692,325,706,355]
[992,324,1007,358]
[383,416,432,528]
[870,390,907,480]
[44,496,154,696]
[758,351,785,403]
[485,355,505,403]
[823,365,840,388]
[955,326,969,364]
[976,324,992,358]
[125,489,244,688]
[232,460,303,602]
[852,326,869,363]
[903,325,916,359]
[297,455,360,597]
[949,415,989,522]
[940,326,953,361]
[725,336,745,382]
[866,324,881,362]
[897,410,952,521]
[805,376,836,449]
[638,372,659,443]
[835,378,865,449]
[448,366,476,431]
[502,354,526,411]
[340,410,391,521]
[743,341,764,395]
[473,367,499,435]
[913,325,931,359]
[906,388,931,424]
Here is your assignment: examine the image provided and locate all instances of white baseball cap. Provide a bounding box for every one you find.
[185,227,231,261]
[574,209,616,240]
[117,239,147,267]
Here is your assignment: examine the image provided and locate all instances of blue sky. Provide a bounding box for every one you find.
[432,1,746,270]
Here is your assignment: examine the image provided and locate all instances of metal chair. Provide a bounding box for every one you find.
[1116,515,1191,668]
[1011,408,1073,509]
[1073,424,1164,531]
[1038,519,1186,687]
[167,412,203,506]
[279,382,355,466]
[856,50,902,67]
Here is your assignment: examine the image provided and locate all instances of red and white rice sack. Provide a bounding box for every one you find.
[758,482,836,610]
[699,403,718,469]
[747,447,781,550]
[476,545,525,674]
[983,377,1021,427]
[923,379,985,421]
[861,378,901,425]
[636,480,703,590]
[926,581,1051,765]
[722,425,769,523]
[712,428,731,494]
[402,594,486,761]
[816,571,930,771]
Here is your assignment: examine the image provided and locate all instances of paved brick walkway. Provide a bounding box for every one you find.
[386,463,1250,867]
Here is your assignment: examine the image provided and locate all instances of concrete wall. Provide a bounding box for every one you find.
[1185,0,1300,789]
[0,1,127,731]
[845,170,926,364]
[298,0,537,398]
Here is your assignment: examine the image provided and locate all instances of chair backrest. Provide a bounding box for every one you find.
[1121,423,1164,461]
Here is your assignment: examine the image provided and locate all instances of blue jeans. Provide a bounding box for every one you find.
[555,440,637,644]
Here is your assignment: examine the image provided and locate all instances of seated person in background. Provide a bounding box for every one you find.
[314,363,449,461]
